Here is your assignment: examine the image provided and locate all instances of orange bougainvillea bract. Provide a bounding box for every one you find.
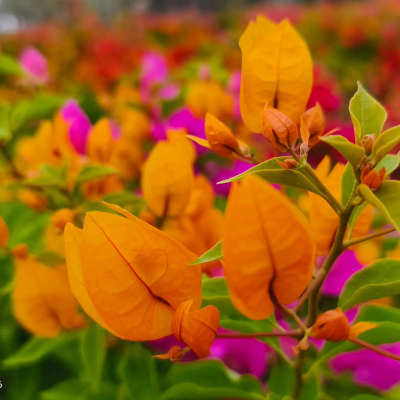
[64,203,202,341]
[223,175,315,320]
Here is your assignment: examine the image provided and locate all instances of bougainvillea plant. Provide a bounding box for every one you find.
[1,10,400,400]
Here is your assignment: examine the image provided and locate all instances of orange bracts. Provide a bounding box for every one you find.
[361,165,386,190]
[142,136,194,218]
[188,113,251,161]
[311,309,350,342]
[13,252,85,337]
[186,81,233,119]
[87,118,117,164]
[300,103,326,148]
[223,175,315,320]
[239,16,313,133]
[172,299,220,358]
[263,107,298,152]
[64,203,202,341]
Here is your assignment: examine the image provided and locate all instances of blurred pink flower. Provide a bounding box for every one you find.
[140,52,168,101]
[19,47,49,85]
[331,343,400,391]
[60,100,92,155]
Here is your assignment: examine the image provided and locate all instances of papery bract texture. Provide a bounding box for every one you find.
[142,138,194,217]
[239,16,313,133]
[13,257,85,337]
[223,175,315,320]
[64,205,202,341]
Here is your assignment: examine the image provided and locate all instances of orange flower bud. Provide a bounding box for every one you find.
[13,256,85,337]
[361,165,386,190]
[311,309,350,342]
[52,209,76,231]
[19,190,47,211]
[0,216,9,248]
[300,103,325,148]
[154,345,187,362]
[172,299,220,358]
[12,244,29,259]
[263,107,298,152]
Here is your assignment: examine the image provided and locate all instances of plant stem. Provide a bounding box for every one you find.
[307,204,355,327]
[216,329,302,339]
[343,227,396,248]
[349,337,400,361]
[292,350,306,400]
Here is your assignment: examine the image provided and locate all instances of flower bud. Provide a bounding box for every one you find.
[172,299,220,358]
[311,309,350,342]
[154,346,186,362]
[300,103,325,148]
[19,190,47,211]
[205,113,251,160]
[12,244,29,259]
[361,134,375,155]
[0,216,9,248]
[52,209,76,232]
[361,165,386,190]
[263,107,298,152]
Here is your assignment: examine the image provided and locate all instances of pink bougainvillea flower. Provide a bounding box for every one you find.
[19,47,49,85]
[322,250,364,297]
[210,329,269,378]
[60,100,92,155]
[307,66,342,112]
[331,343,400,391]
[140,52,168,100]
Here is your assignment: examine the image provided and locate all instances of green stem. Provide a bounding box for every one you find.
[292,350,306,400]
[307,204,355,327]
[344,227,396,248]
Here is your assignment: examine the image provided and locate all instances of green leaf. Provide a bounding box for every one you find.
[356,304,400,324]
[0,202,50,251]
[0,53,23,76]
[349,82,387,142]
[320,135,365,169]
[80,323,106,390]
[75,164,117,186]
[373,125,400,163]
[162,360,265,400]
[358,182,400,232]
[190,241,222,265]
[341,163,356,206]
[3,334,75,368]
[376,153,400,176]
[118,344,159,400]
[349,396,384,400]
[40,380,87,400]
[10,94,65,132]
[25,164,67,188]
[268,361,319,400]
[0,102,11,142]
[339,259,400,310]
[218,157,323,195]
